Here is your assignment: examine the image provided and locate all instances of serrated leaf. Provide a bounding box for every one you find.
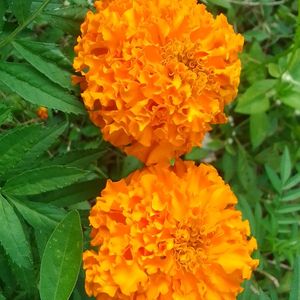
[45,149,105,169]
[281,188,300,202]
[12,198,65,231]
[280,147,292,184]
[40,6,88,34]
[11,262,37,297]
[12,40,73,90]
[0,124,44,177]
[11,198,66,257]
[0,63,84,115]
[250,113,269,148]
[289,256,300,300]
[40,211,83,300]
[265,165,282,193]
[3,166,96,196]
[0,246,16,295]
[235,80,276,114]
[39,179,103,207]
[5,121,67,178]
[0,194,32,269]
[10,0,32,24]
[31,1,60,11]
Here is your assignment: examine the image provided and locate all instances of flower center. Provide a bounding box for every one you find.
[174,225,208,273]
[162,40,211,94]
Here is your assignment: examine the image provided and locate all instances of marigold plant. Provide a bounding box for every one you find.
[73,0,244,165]
[83,160,258,299]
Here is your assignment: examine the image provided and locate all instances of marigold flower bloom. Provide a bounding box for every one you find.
[73,0,244,165]
[83,161,258,299]
[36,106,48,120]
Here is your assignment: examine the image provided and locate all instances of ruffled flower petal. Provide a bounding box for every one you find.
[83,160,258,299]
[73,0,244,165]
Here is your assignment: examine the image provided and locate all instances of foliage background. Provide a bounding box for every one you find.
[0,0,299,299]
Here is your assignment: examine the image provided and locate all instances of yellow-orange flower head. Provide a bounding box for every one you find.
[73,0,244,165]
[83,161,258,299]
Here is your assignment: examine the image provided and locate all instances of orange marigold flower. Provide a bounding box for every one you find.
[83,161,258,299]
[36,106,48,120]
[73,0,244,165]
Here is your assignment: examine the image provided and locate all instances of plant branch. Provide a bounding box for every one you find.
[0,0,51,49]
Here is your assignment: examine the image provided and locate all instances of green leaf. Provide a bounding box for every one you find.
[278,218,300,225]
[0,246,16,295]
[268,63,281,78]
[237,144,256,190]
[40,6,88,34]
[0,124,43,177]
[121,155,143,178]
[279,87,300,110]
[237,195,256,236]
[10,262,37,297]
[11,198,66,257]
[0,63,84,115]
[250,112,269,148]
[5,121,67,177]
[284,174,300,190]
[237,281,252,300]
[12,40,73,90]
[184,146,208,162]
[289,256,300,300]
[265,165,282,193]
[0,194,32,269]
[277,204,300,214]
[282,188,300,202]
[45,149,105,169]
[38,179,103,207]
[0,122,67,179]
[3,166,96,196]
[12,198,65,231]
[10,0,32,24]
[20,121,67,164]
[39,211,83,300]
[222,152,235,182]
[280,147,292,184]
[235,80,277,114]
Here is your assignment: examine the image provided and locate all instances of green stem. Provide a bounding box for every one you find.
[0,0,51,49]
